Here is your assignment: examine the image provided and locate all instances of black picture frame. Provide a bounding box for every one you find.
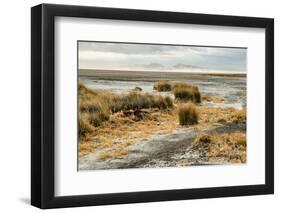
[31,3,274,209]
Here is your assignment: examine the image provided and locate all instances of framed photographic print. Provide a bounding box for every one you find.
[31,3,274,209]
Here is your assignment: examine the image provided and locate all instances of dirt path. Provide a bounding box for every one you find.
[79,122,246,170]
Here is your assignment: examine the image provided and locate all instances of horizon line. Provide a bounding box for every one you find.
[79,68,247,75]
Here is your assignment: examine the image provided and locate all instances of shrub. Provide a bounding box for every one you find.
[79,94,111,127]
[153,80,172,92]
[164,96,174,108]
[79,85,112,127]
[78,84,174,127]
[111,92,173,112]
[153,95,174,109]
[87,108,110,127]
[178,102,198,125]
[174,87,193,101]
[192,132,247,163]
[172,82,190,90]
[79,98,105,113]
[231,108,246,123]
[173,82,201,103]
[79,83,98,100]
[78,114,93,140]
[231,132,246,146]
[193,88,202,103]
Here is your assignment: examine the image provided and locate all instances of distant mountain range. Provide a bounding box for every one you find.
[172,64,201,69]
[142,63,165,69]
[138,63,202,70]
[81,63,246,74]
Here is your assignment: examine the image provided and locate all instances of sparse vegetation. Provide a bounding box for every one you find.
[153,81,202,104]
[173,82,201,103]
[110,92,173,112]
[153,81,202,103]
[178,102,198,125]
[78,114,93,140]
[198,106,247,124]
[231,108,246,123]
[80,84,173,113]
[193,132,246,163]
[79,107,178,158]
[172,82,191,90]
[78,80,246,166]
[78,84,174,142]
[87,110,110,127]
[153,80,172,92]
[79,90,111,128]
[79,142,96,156]
[98,149,128,160]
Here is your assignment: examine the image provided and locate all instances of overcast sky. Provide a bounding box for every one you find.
[78,41,247,73]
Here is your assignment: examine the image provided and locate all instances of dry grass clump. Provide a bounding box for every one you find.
[111,92,173,112]
[153,81,201,103]
[78,84,111,142]
[79,109,178,158]
[78,83,174,144]
[80,96,112,127]
[98,149,128,160]
[197,106,247,124]
[79,84,173,125]
[173,82,201,103]
[153,80,172,92]
[87,110,110,127]
[231,108,246,123]
[79,84,98,98]
[202,96,224,103]
[231,132,247,146]
[78,114,93,140]
[79,93,111,113]
[79,98,111,128]
[193,132,247,163]
[80,84,173,111]
[178,102,198,126]
[79,142,96,156]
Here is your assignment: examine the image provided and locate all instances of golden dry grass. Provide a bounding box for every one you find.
[111,92,173,112]
[197,106,246,124]
[153,80,172,92]
[98,149,128,160]
[231,108,246,123]
[79,142,96,157]
[193,132,246,163]
[79,103,247,159]
[178,102,198,125]
[78,83,246,162]
[79,108,178,158]
[173,82,201,103]
[78,114,93,141]
[78,84,174,139]
[79,84,173,113]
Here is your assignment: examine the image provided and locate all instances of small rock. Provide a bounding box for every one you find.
[132,87,142,92]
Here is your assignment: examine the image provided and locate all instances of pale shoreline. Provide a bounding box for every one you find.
[79,69,246,82]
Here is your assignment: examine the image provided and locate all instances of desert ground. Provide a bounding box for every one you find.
[78,70,246,170]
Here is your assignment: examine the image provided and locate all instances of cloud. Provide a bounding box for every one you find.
[79,42,178,55]
[78,41,247,72]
